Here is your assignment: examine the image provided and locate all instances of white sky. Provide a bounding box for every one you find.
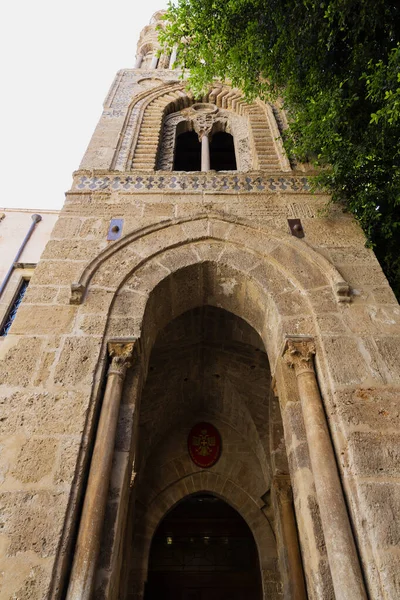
[0,0,170,210]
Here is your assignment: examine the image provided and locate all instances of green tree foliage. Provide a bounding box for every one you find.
[159,1,400,298]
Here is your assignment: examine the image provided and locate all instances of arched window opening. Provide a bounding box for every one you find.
[210,132,237,171]
[173,131,201,171]
[145,494,262,600]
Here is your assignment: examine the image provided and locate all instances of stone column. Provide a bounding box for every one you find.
[150,55,159,69]
[134,54,143,68]
[66,339,138,600]
[273,476,307,600]
[169,46,178,69]
[201,134,210,171]
[283,338,367,600]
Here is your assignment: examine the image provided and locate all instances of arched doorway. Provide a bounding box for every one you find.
[145,494,263,600]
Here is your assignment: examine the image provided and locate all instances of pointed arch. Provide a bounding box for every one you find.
[111,81,291,171]
[70,214,350,308]
[129,474,279,585]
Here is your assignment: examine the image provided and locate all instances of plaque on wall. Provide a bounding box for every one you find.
[188,422,221,468]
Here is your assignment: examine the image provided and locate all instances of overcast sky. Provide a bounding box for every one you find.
[1,0,170,210]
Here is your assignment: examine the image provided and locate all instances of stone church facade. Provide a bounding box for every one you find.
[1,10,400,600]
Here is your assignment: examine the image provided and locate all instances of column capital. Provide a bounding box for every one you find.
[283,336,316,376]
[272,476,293,504]
[107,338,139,377]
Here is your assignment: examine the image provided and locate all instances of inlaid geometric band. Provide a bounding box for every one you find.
[74,173,311,193]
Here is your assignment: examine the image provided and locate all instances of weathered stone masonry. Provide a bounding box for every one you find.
[0,10,400,600]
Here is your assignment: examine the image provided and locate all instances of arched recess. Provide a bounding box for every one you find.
[111,298,286,600]
[111,82,291,171]
[144,494,263,600]
[157,106,246,170]
[136,306,272,476]
[123,475,281,600]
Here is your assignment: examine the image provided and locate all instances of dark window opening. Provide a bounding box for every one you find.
[210,132,237,171]
[0,279,29,337]
[174,131,201,171]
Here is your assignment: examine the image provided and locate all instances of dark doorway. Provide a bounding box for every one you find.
[174,131,201,171]
[210,132,237,171]
[145,494,262,600]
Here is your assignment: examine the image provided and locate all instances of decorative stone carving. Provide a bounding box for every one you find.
[70,282,85,305]
[184,103,219,139]
[157,113,186,170]
[108,340,137,377]
[156,104,252,172]
[75,171,311,192]
[283,338,316,376]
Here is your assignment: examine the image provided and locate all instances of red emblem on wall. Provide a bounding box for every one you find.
[188,422,221,468]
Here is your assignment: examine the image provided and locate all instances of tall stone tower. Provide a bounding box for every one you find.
[1,10,399,600]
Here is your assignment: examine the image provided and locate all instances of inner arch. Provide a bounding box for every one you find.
[145,494,263,600]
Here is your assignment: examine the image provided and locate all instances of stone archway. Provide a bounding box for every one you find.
[65,216,364,600]
[113,306,301,600]
[144,493,264,600]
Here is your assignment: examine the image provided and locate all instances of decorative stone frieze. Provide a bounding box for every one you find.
[74,171,311,192]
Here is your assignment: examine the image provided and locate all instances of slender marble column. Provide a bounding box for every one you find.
[150,55,159,69]
[134,54,143,68]
[201,134,210,171]
[273,476,307,600]
[169,46,177,69]
[66,340,137,600]
[283,338,367,600]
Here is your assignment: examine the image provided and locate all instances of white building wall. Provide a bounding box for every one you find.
[0,208,59,330]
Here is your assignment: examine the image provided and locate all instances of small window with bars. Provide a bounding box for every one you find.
[0,279,30,337]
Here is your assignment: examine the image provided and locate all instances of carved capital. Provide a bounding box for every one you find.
[107,339,139,377]
[184,103,219,139]
[283,337,316,376]
[273,476,293,505]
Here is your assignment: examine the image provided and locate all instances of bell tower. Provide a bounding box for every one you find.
[1,10,400,600]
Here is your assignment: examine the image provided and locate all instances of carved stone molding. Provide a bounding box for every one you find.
[283,337,316,376]
[108,339,139,377]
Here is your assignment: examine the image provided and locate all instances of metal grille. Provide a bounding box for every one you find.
[0,279,29,336]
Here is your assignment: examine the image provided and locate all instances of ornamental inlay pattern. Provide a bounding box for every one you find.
[74,173,311,193]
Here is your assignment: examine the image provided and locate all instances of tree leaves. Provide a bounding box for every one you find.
[160,0,400,298]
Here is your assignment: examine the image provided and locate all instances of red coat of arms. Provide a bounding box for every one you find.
[188,422,221,468]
